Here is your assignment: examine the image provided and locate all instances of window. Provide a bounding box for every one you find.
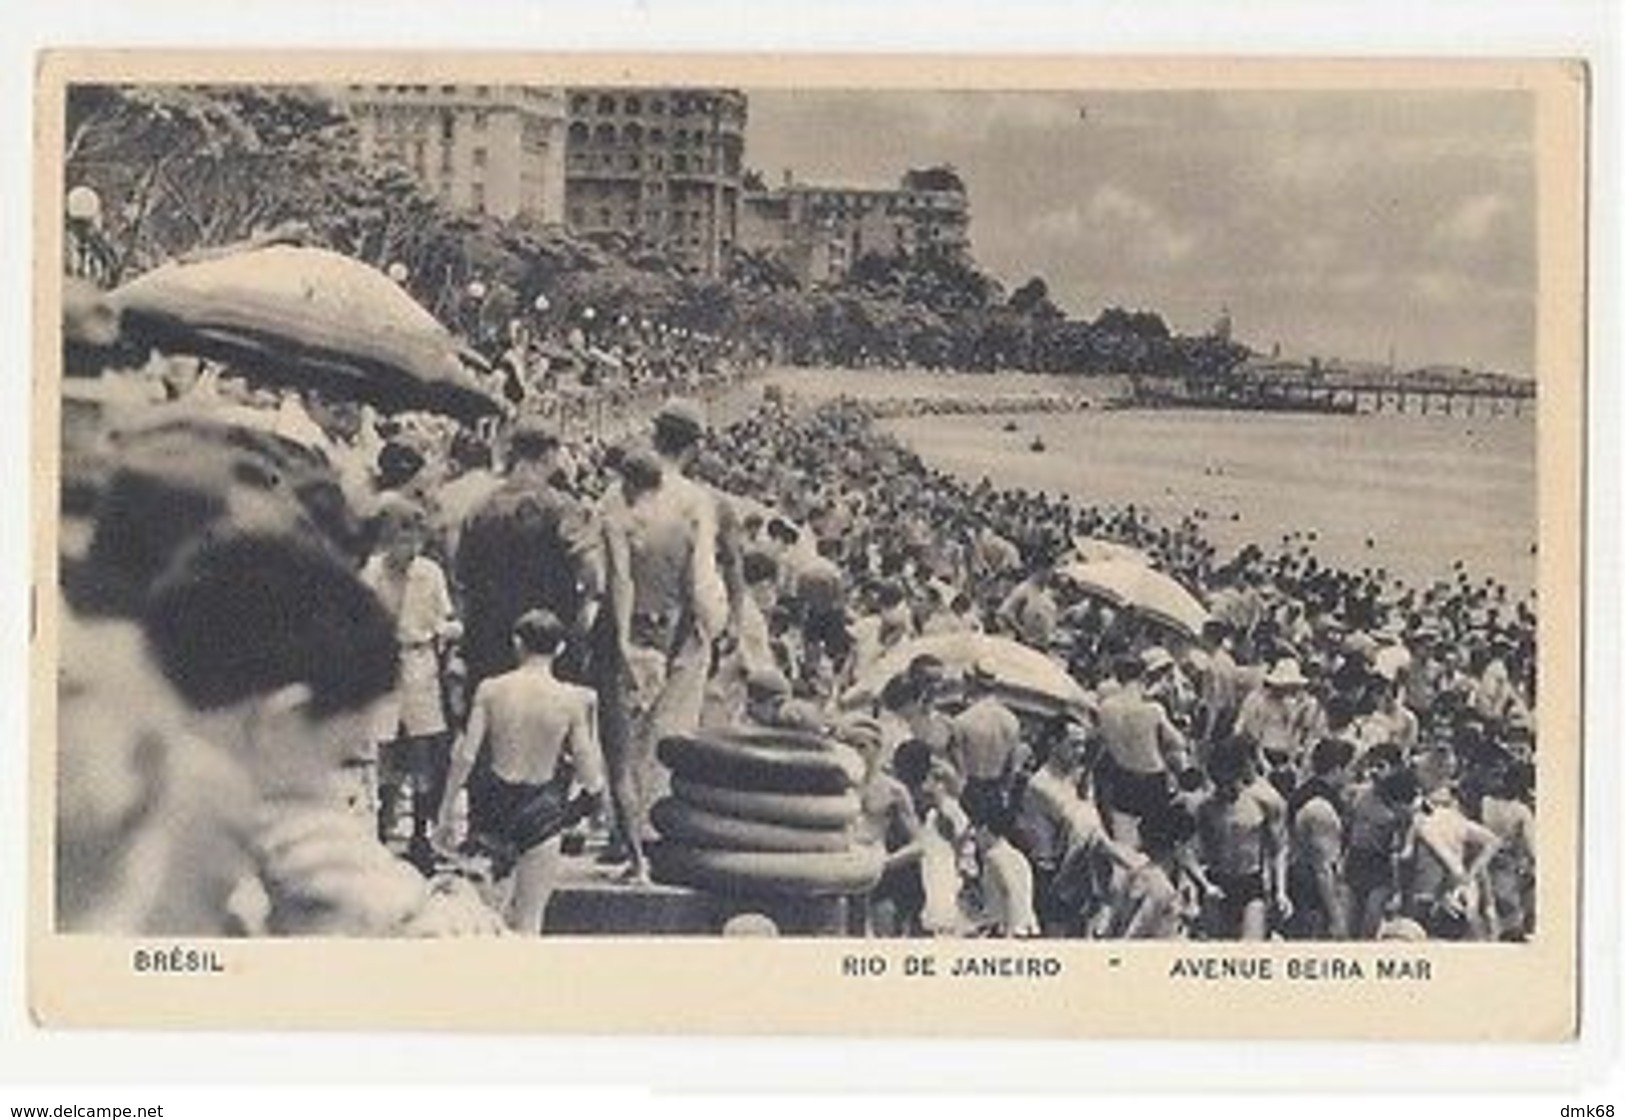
[650,128,665,143]
[626,208,638,225]
[598,94,616,114]
[626,154,640,171]
[598,206,611,226]
[650,98,665,115]
[624,122,643,145]
[625,95,642,114]
[568,121,589,145]
[674,154,688,173]
[594,123,616,145]
[569,207,584,226]
[472,183,486,212]
[571,95,589,114]
[440,112,455,143]
[472,110,488,131]
[472,147,488,170]
[473,85,490,97]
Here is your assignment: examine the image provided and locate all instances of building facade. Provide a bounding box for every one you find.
[739,165,971,287]
[563,88,747,277]
[335,84,568,224]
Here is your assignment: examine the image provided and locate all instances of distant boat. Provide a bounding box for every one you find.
[1002,419,1020,432]
[1029,436,1047,453]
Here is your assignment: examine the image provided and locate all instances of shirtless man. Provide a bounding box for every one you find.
[1096,655,1188,845]
[1343,747,1419,938]
[435,610,605,934]
[842,716,924,937]
[1405,775,1503,941]
[1285,737,1356,939]
[948,670,1028,819]
[600,440,716,883]
[1105,803,1196,940]
[1195,737,1291,940]
[1016,720,1143,935]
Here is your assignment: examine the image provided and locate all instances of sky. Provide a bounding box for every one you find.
[744,90,1536,375]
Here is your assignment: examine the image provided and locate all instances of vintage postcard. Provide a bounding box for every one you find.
[30,52,1586,1040]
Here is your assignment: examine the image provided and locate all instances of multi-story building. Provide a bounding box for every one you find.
[335,84,568,224]
[563,88,747,277]
[739,165,971,287]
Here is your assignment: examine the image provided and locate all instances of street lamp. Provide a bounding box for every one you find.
[467,280,488,301]
[66,185,102,227]
[532,293,550,314]
[386,261,410,284]
[65,185,105,281]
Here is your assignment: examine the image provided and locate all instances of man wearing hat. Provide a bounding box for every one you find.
[1234,656,1324,780]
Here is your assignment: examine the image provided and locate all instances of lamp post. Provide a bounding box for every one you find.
[65,185,104,282]
[386,261,410,285]
[464,279,491,349]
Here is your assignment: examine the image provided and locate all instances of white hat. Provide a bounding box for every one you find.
[1263,657,1309,688]
[1141,646,1175,675]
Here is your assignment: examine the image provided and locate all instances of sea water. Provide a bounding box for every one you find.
[882,406,1537,594]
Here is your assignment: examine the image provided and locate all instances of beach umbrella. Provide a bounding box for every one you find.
[110,245,502,423]
[1071,535,1152,566]
[842,632,1089,718]
[1060,559,1210,639]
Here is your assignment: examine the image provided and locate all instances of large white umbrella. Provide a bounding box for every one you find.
[1071,534,1152,566]
[1060,559,1210,639]
[843,632,1089,718]
[112,244,501,422]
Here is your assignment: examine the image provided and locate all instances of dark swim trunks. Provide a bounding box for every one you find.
[959,776,1009,823]
[1206,869,1269,936]
[1210,870,1267,907]
[472,774,575,876]
[1343,846,1392,901]
[1100,759,1172,820]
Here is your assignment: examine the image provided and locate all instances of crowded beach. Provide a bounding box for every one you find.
[56,243,1537,945]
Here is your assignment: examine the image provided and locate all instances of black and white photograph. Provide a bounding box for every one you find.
[33,54,1588,1040]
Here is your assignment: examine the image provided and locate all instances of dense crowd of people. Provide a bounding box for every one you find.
[58,319,1538,941]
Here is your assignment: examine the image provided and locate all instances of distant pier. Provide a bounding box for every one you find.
[1254,377,1535,417]
[1130,374,1535,417]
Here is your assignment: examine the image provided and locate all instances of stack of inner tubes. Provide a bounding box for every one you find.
[650,728,884,897]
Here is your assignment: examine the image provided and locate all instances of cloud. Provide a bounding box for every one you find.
[746,88,1537,371]
[1032,184,1196,267]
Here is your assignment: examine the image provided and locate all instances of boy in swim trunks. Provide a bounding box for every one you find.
[435,609,605,934]
[1195,737,1291,940]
